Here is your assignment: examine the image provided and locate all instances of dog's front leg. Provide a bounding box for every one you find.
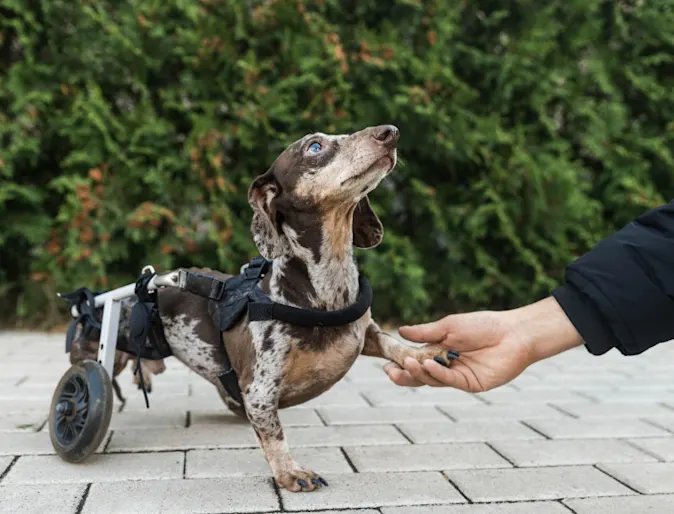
[245,326,328,493]
[362,321,457,368]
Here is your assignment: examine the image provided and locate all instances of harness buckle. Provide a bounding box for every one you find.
[177,269,188,290]
[243,257,270,280]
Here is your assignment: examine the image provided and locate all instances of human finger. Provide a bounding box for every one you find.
[402,357,449,387]
[421,359,479,392]
[383,362,425,387]
[398,318,451,344]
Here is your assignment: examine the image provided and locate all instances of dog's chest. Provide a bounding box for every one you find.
[277,318,368,408]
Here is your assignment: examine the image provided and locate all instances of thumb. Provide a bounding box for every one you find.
[399,316,452,343]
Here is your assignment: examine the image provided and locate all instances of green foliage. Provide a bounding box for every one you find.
[2,0,674,327]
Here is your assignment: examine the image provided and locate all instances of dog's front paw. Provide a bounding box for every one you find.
[416,347,460,368]
[431,349,460,367]
[275,469,329,493]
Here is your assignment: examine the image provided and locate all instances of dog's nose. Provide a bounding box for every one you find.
[372,125,400,145]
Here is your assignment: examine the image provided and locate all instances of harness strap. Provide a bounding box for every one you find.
[61,288,105,353]
[177,256,271,301]
[216,336,244,406]
[178,271,226,301]
[247,275,373,327]
[128,272,165,409]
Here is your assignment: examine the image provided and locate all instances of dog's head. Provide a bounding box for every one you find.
[248,125,399,260]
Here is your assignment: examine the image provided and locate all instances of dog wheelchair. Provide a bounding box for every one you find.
[47,264,191,463]
[48,259,262,463]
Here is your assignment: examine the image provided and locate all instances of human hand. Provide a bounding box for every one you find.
[383,296,582,392]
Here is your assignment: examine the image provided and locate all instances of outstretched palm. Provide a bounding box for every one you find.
[384,310,535,392]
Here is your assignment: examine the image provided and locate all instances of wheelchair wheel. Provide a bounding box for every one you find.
[48,360,113,463]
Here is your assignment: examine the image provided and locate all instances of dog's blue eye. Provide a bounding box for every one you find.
[308,142,322,153]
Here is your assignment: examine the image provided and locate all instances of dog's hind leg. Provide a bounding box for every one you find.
[131,359,166,393]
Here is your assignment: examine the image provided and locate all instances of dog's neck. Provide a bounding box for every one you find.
[266,207,359,311]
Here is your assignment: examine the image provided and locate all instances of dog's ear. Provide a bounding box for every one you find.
[352,195,383,249]
[248,171,287,259]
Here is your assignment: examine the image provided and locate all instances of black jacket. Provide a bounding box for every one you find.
[552,200,674,356]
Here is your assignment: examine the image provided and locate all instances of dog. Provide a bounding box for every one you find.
[83,125,455,492]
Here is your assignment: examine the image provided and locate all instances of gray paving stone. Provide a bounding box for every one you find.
[108,410,187,430]
[396,421,544,443]
[121,393,225,412]
[0,412,47,432]
[445,466,634,502]
[586,390,674,403]
[0,432,63,456]
[525,418,671,439]
[6,331,674,514]
[186,447,353,478]
[281,471,466,510]
[285,511,379,514]
[475,390,591,405]
[552,401,674,419]
[644,415,674,434]
[382,502,572,514]
[191,407,324,427]
[3,452,184,484]
[438,404,570,421]
[124,378,191,396]
[512,379,616,392]
[286,425,409,447]
[490,439,657,467]
[598,462,674,494]
[82,477,279,514]
[343,443,511,472]
[517,371,628,383]
[0,483,86,514]
[616,382,674,391]
[0,456,13,475]
[362,388,483,407]
[299,388,371,408]
[628,437,674,461]
[106,425,258,452]
[564,494,674,514]
[412,387,494,405]
[0,397,53,414]
[318,406,448,425]
[0,377,22,388]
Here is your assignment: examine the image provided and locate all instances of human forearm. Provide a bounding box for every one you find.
[510,296,583,365]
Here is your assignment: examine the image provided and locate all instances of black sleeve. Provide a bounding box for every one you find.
[551,200,674,356]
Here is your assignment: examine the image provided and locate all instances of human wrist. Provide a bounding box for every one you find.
[509,296,583,365]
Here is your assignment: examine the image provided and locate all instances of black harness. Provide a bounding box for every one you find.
[61,256,373,410]
[177,256,373,405]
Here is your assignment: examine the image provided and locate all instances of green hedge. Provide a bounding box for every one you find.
[2,0,674,328]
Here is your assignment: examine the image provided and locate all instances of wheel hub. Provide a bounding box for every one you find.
[55,400,75,418]
[53,375,89,445]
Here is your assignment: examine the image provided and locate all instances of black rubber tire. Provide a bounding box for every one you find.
[48,360,114,463]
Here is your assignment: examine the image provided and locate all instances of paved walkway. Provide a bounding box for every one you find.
[1,331,674,513]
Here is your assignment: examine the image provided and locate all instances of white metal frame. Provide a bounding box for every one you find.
[59,266,182,378]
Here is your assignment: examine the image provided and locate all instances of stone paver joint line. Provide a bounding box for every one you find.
[339,447,359,473]
[0,456,19,484]
[75,484,92,514]
[591,464,643,495]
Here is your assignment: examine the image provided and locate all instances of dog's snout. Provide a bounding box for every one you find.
[372,125,399,145]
